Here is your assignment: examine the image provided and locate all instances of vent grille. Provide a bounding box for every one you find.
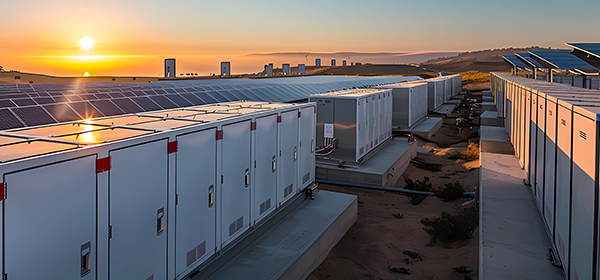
[302,172,311,184]
[185,241,207,267]
[284,184,294,197]
[229,216,244,236]
[580,130,587,140]
[260,198,272,215]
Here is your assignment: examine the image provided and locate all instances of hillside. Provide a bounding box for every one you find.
[426,46,568,64]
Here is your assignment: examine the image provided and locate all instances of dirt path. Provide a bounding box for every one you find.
[308,112,480,280]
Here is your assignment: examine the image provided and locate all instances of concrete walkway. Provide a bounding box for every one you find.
[479,125,563,280]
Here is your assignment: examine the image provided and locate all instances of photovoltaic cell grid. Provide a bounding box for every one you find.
[0,75,422,130]
[528,51,597,70]
[503,55,531,70]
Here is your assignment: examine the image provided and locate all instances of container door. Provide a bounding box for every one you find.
[555,104,572,271]
[544,100,557,236]
[278,110,298,206]
[524,90,531,179]
[4,156,97,280]
[254,115,278,223]
[373,94,379,147]
[110,140,168,280]
[359,98,366,157]
[570,113,596,280]
[175,129,217,277]
[535,96,546,208]
[366,97,372,152]
[519,87,525,167]
[299,106,315,191]
[529,94,538,195]
[220,120,252,246]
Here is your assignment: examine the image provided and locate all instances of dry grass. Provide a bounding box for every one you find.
[461,71,490,85]
[449,143,479,161]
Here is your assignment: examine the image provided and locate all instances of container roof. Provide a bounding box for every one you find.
[309,88,390,98]
[0,75,421,131]
[0,101,291,163]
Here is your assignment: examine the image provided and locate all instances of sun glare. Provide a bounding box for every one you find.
[84,72,90,77]
[80,36,94,50]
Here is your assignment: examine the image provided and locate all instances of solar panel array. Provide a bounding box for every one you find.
[0,75,421,131]
[528,51,597,70]
[503,55,531,70]
[515,53,545,68]
[567,43,600,59]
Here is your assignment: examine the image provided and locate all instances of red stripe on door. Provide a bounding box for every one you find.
[96,157,111,173]
[168,141,178,154]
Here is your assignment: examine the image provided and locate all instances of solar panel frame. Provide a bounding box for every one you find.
[68,101,105,119]
[130,96,163,111]
[0,109,25,130]
[11,106,57,126]
[43,103,82,122]
[89,100,125,116]
[111,98,145,113]
[149,95,178,109]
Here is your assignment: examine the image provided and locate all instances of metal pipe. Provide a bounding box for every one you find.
[316,179,475,198]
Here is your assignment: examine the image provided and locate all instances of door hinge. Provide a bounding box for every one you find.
[175,194,178,205]
[109,225,112,239]
[2,182,6,201]
[3,273,7,280]
[221,175,224,184]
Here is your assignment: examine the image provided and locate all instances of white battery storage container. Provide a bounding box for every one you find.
[0,100,316,280]
[376,82,428,129]
[310,88,393,163]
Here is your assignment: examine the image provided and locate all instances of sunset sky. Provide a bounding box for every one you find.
[1,0,599,76]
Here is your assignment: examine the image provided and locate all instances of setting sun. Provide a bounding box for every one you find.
[79,36,94,50]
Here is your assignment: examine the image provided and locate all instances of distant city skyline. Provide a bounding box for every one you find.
[1,0,598,76]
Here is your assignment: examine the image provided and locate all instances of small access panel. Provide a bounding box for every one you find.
[4,156,97,279]
[175,128,217,277]
[109,140,168,280]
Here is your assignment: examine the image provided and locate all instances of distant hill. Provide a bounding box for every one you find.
[244,51,460,65]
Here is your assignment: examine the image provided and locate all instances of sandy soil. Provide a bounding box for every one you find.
[308,122,480,279]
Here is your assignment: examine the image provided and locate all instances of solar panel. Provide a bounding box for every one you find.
[90,100,125,116]
[95,93,111,99]
[43,104,82,122]
[111,98,145,113]
[11,106,57,126]
[64,95,83,102]
[108,92,125,98]
[68,102,104,119]
[0,109,24,130]
[567,43,600,59]
[164,94,193,107]
[205,91,229,103]
[12,98,38,107]
[193,92,216,104]
[179,93,206,105]
[121,91,136,97]
[0,100,16,108]
[529,51,597,70]
[503,55,530,69]
[149,95,178,109]
[131,96,162,111]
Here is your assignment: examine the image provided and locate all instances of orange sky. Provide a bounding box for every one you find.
[2,0,599,77]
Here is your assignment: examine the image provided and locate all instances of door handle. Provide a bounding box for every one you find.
[245,168,250,188]
[293,147,297,162]
[208,185,214,208]
[272,156,276,173]
[157,208,164,236]
[81,241,91,277]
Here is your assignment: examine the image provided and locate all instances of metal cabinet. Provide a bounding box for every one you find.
[110,140,168,280]
[220,120,252,247]
[543,98,558,234]
[278,110,298,206]
[176,129,217,277]
[535,92,546,207]
[3,156,97,280]
[254,115,278,223]
[299,106,315,191]
[555,102,572,274]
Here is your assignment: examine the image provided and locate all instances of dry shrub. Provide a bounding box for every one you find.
[404,176,433,205]
[449,143,479,161]
[461,71,490,84]
[436,182,466,202]
[421,208,478,242]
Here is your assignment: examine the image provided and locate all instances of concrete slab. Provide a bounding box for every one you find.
[476,101,496,112]
[482,95,494,102]
[480,126,509,142]
[201,190,357,280]
[482,90,492,96]
[479,125,563,280]
[411,117,443,139]
[434,104,457,115]
[480,111,504,127]
[316,138,416,187]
